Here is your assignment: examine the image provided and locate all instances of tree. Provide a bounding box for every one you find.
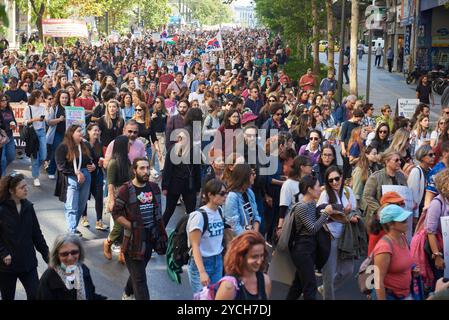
[349,0,359,96]
[311,0,320,75]
[189,0,232,26]
[325,0,335,72]
[16,0,70,40]
[140,0,171,30]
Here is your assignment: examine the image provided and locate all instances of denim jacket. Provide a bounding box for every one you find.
[223,188,261,236]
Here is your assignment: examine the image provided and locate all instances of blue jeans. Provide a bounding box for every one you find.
[31,128,47,178]
[188,254,223,294]
[65,168,91,234]
[48,131,64,175]
[1,137,16,176]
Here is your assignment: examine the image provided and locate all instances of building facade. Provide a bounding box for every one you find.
[232,4,258,28]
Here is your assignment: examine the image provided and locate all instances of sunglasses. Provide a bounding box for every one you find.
[275,112,283,116]
[135,108,143,112]
[269,99,276,102]
[427,153,435,157]
[59,250,80,257]
[218,191,228,196]
[328,176,341,184]
[392,158,401,163]
[439,122,445,125]
[127,130,138,134]
[310,137,320,141]
[379,130,388,134]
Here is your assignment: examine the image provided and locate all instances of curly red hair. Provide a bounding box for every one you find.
[224,231,268,277]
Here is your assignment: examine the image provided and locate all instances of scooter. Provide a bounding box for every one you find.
[406,66,427,84]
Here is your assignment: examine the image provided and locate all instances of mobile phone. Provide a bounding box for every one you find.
[40,115,45,120]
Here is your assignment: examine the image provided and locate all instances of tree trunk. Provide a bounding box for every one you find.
[326,0,335,73]
[29,0,45,41]
[349,0,359,96]
[296,34,301,59]
[311,0,320,75]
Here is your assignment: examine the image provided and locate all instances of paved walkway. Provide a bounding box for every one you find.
[321,52,442,122]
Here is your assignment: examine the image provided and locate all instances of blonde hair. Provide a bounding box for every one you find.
[105,99,123,130]
[435,169,449,201]
[385,128,410,155]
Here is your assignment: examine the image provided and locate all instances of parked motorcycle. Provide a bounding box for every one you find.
[432,77,449,95]
[406,66,428,84]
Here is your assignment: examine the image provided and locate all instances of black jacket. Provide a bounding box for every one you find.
[162,144,201,194]
[37,264,106,300]
[0,199,49,273]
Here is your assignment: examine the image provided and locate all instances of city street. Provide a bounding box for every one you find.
[326,52,443,122]
[13,157,365,300]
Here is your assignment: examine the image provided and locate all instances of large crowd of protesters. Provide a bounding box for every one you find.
[0,27,449,301]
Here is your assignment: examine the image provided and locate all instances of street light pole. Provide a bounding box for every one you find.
[337,0,346,105]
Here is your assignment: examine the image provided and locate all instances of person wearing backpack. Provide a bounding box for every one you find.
[187,179,227,294]
[223,164,261,235]
[372,204,418,300]
[215,231,272,300]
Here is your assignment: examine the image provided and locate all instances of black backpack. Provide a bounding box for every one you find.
[170,207,224,267]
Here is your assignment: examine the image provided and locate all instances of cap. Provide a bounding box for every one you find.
[380,191,404,206]
[241,110,258,124]
[379,204,412,224]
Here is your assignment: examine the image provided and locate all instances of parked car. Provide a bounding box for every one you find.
[363,38,385,54]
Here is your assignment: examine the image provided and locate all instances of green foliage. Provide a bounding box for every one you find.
[189,0,232,26]
[140,0,171,30]
[20,40,45,53]
[283,48,328,88]
[0,4,8,29]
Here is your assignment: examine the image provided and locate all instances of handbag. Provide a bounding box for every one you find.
[0,128,9,147]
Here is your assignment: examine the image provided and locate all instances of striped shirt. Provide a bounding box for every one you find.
[293,200,329,236]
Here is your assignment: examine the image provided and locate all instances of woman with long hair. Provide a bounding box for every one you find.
[133,102,159,172]
[46,89,71,180]
[164,88,177,117]
[276,156,313,238]
[291,114,310,153]
[214,108,241,156]
[79,123,107,231]
[223,164,261,235]
[309,106,324,132]
[411,114,431,156]
[0,94,17,176]
[103,135,131,264]
[215,231,272,300]
[55,125,95,236]
[367,122,390,153]
[298,130,322,166]
[411,103,430,127]
[352,145,381,207]
[317,166,358,300]
[23,90,47,187]
[97,99,125,148]
[385,127,414,173]
[120,92,135,122]
[0,173,49,300]
[286,174,335,300]
[312,143,337,185]
[348,126,368,167]
[430,117,445,148]
[151,96,168,171]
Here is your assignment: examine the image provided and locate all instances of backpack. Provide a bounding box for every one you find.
[20,106,39,157]
[168,207,224,268]
[357,235,393,294]
[193,276,239,300]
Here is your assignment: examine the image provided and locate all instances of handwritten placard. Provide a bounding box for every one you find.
[65,106,86,133]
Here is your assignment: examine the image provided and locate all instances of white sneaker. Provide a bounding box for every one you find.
[318,285,324,297]
[48,174,56,180]
[121,292,135,300]
[33,178,41,187]
[111,244,121,253]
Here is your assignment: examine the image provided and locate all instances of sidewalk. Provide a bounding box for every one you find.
[321,53,442,122]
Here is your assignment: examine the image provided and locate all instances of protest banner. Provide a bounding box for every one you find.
[396,98,420,118]
[43,19,89,38]
[10,102,26,148]
[65,107,86,133]
[441,216,449,278]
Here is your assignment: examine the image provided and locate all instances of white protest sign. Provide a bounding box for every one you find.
[152,32,161,42]
[42,19,89,38]
[219,58,225,70]
[397,98,420,118]
[441,216,449,278]
[65,107,86,133]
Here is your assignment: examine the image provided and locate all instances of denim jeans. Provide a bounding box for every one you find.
[1,137,15,176]
[47,131,64,175]
[124,230,153,300]
[31,128,47,178]
[65,168,91,233]
[188,254,223,294]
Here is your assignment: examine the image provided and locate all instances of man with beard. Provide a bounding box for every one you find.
[112,157,167,300]
[103,120,147,168]
[188,80,206,105]
[165,99,190,149]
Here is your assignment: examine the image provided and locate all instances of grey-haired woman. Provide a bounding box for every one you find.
[37,234,106,300]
